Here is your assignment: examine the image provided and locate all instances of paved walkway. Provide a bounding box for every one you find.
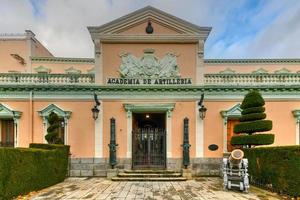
[19,177,283,200]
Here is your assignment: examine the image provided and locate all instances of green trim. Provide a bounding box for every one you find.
[0,103,22,119]
[0,84,300,93]
[31,56,95,63]
[124,103,175,113]
[34,66,51,73]
[65,67,81,74]
[204,58,300,64]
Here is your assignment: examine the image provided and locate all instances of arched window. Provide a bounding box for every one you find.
[38,104,71,145]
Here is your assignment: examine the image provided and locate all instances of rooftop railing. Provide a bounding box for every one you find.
[0,73,300,86]
[0,73,95,84]
[204,73,300,86]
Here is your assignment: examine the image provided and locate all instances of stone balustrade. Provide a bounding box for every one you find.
[0,73,95,84]
[1,73,300,86]
[204,73,300,85]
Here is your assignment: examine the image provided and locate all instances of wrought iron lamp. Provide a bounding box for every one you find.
[92,106,100,120]
[92,93,101,120]
[198,93,207,120]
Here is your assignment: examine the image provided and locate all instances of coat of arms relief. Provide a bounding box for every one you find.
[119,49,181,78]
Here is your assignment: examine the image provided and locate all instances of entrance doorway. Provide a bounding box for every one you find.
[132,113,166,169]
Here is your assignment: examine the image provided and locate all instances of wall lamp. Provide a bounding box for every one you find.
[198,93,207,120]
[92,93,100,120]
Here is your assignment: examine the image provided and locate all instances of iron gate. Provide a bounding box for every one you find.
[132,128,166,169]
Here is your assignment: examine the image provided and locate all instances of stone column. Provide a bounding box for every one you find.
[94,39,103,84]
[195,101,204,157]
[196,40,205,85]
[166,110,172,158]
[95,101,103,157]
[126,110,132,158]
[13,118,19,147]
[292,110,300,145]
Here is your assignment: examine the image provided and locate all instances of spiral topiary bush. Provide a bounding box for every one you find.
[232,90,274,148]
[45,112,63,144]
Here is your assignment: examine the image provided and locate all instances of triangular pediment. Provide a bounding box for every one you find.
[0,103,22,119]
[88,6,211,38]
[220,103,242,118]
[38,104,71,119]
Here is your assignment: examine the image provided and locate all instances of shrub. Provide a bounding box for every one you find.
[244,146,300,197]
[0,144,69,200]
[233,90,274,148]
[231,134,274,145]
[45,112,63,144]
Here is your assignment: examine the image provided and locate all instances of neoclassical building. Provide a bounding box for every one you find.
[0,6,300,176]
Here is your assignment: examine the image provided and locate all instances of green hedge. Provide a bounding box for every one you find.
[239,113,266,122]
[231,134,274,145]
[241,106,265,115]
[0,144,70,200]
[244,146,300,197]
[234,120,272,134]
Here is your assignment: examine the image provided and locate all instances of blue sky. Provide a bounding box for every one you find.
[1,0,300,58]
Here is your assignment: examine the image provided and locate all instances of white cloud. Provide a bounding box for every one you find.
[0,0,299,58]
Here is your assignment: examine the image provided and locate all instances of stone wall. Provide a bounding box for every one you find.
[69,157,222,177]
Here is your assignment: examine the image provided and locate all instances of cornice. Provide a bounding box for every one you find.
[94,34,205,43]
[31,56,95,64]
[204,59,300,64]
[0,84,299,93]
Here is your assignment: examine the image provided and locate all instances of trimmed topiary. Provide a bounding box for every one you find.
[232,90,274,148]
[231,134,274,145]
[240,90,265,109]
[241,106,265,115]
[45,112,63,144]
[234,120,272,133]
[239,113,266,122]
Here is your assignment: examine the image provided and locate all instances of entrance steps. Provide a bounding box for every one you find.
[111,169,187,181]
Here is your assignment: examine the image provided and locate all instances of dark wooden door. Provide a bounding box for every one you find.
[1,119,14,147]
[227,119,239,152]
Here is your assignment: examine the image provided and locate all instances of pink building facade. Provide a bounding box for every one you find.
[0,7,299,176]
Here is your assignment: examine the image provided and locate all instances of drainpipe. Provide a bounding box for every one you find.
[29,90,33,144]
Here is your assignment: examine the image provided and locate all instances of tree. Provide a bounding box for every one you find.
[231,90,274,148]
[45,112,63,144]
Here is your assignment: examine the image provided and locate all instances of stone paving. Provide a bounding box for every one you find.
[20,177,283,200]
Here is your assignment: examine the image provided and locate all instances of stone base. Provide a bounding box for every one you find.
[191,158,222,177]
[107,169,118,179]
[69,157,222,177]
[182,169,192,180]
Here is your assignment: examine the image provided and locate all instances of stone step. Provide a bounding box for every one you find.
[118,172,182,178]
[111,177,187,181]
[123,169,176,174]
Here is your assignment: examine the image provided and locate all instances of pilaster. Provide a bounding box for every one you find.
[196,40,205,85]
[94,39,103,84]
[25,30,34,73]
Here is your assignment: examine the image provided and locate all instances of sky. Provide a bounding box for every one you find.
[0,0,300,59]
